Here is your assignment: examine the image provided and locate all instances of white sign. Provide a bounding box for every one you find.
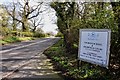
[78,29,111,68]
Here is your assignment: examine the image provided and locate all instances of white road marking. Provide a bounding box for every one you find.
[0,39,51,53]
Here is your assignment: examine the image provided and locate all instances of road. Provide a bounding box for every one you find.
[0,38,64,80]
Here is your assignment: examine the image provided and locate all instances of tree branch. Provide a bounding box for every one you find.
[4,4,22,23]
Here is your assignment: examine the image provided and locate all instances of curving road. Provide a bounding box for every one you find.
[0,38,64,80]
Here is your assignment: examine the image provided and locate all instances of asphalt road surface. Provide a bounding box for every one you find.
[0,38,64,80]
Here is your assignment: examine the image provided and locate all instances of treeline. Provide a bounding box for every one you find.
[0,1,52,38]
[51,1,120,77]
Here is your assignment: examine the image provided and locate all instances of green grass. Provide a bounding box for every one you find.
[3,36,20,43]
[18,37,34,41]
[0,36,35,45]
[0,40,7,44]
[43,39,118,80]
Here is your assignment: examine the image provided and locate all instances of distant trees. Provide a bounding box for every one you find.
[0,5,9,28]
[33,27,45,37]
[5,2,18,31]
[46,31,54,37]
[0,0,50,38]
[30,16,43,32]
[55,31,63,37]
[5,0,43,32]
[0,5,11,36]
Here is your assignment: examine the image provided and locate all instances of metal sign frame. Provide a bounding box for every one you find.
[78,29,111,68]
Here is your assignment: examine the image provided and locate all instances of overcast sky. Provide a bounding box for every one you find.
[0,0,58,34]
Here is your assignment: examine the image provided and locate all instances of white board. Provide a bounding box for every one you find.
[78,29,111,68]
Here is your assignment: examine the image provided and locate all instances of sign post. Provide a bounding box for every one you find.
[78,29,111,68]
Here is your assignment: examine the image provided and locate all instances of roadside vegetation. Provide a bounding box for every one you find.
[0,1,120,79]
[0,26,46,45]
[0,36,35,45]
[45,2,120,79]
[49,2,120,80]
[0,30,52,45]
[44,39,119,80]
[0,1,54,45]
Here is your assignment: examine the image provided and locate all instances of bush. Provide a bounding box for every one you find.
[55,32,63,37]
[33,32,45,38]
[18,37,34,41]
[1,36,34,45]
[20,32,33,37]
[11,31,18,36]
[3,36,20,43]
[0,27,11,36]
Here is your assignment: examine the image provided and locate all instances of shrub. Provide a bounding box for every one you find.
[20,32,33,37]
[33,32,45,38]
[11,31,18,36]
[55,32,63,37]
[0,27,11,36]
[3,36,20,43]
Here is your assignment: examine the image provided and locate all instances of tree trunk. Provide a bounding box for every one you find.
[32,26,37,32]
[22,22,28,32]
[12,20,17,31]
[22,18,29,32]
[63,30,73,53]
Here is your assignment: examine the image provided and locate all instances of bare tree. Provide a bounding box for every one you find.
[4,2,18,31]
[30,16,43,32]
[5,0,45,32]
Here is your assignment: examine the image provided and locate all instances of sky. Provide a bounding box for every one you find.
[0,0,58,34]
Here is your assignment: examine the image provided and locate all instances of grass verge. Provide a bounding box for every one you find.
[0,36,35,45]
[43,39,119,80]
